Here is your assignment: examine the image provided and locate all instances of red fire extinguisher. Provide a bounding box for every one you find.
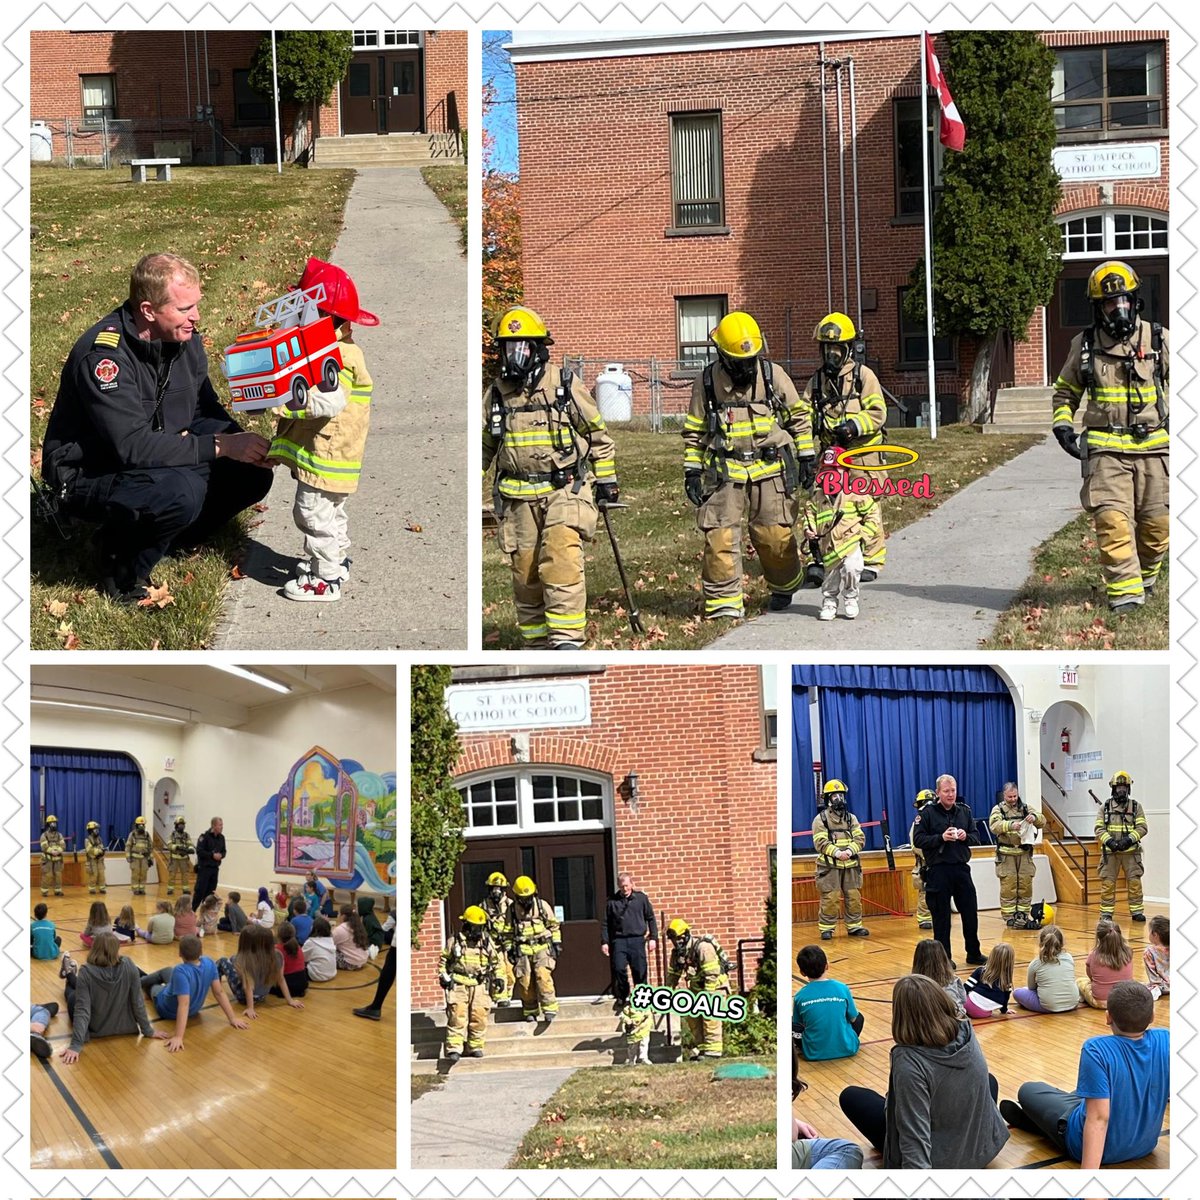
[1060,728,1070,754]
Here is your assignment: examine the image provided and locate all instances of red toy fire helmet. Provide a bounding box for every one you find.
[817,446,843,473]
[297,257,379,327]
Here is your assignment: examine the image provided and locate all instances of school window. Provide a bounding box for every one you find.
[1114,212,1168,253]
[894,97,944,219]
[677,296,726,367]
[897,286,954,367]
[670,112,725,229]
[458,769,611,836]
[233,69,270,124]
[1058,209,1169,259]
[1052,42,1165,134]
[80,74,116,125]
[382,30,422,47]
[757,665,778,759]
[353,30,380,48]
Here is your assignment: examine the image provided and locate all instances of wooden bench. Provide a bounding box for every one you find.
[124,157,180,183]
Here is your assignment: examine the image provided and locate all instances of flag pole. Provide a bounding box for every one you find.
[920,32,938,440]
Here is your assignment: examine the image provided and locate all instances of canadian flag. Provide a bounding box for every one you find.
[924,32,966,151]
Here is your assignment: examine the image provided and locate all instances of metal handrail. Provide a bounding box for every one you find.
[736,937,765,996]
[1039,776,1091,906]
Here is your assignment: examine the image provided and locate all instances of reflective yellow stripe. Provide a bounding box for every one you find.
[1086,429,1169,453]
[1142,561,1163,580]
[1052,407,1075,425]
[94,332,120,347]
[546,611,586,629]
[1054,376,1084,397]
[683,448,703,466]
[1088,386,1157,402]
[505,432,555,446]
[269,439,361,477]
[774,567,803,593]
[587,417,608,431]
[793,436,814,454]
[593,458,617,479]
[519,622,548,640]
[705,594,743,612]
[683,414,706,431]
[1107,577,1144,597]
[499,478,556,498]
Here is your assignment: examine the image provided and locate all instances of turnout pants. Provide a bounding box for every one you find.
[698,476,801,617]
[1082,451,1169,604]
[40,859,63,895]
[293,482,351,580]
[167,859,191,893]
[925,862,981,962]
[85,857,107,893]
[682,975,730,1057]
[996,851,1037,918]
[611,935,648,1004]
[498,490,598,648]
[514,947,558,1018]
[129,857,149,893]
[816,865,864,933]
[913,865,930,924]
[822,547,863,607]
[1099,849,1144,917]
[445,981,491,1053]
[65,459,273,590]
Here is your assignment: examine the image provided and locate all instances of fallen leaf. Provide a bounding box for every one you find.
[181,572,195,586]
[137,582,175,609]
[405,522,423,533]
[45,599,69,618]
[151,639,161,650]
[484,631,500,644]
[63,632,80,650]
[231,565,245,580]
[253,503,269,512]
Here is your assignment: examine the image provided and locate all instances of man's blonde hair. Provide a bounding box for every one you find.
[129,253,200,309]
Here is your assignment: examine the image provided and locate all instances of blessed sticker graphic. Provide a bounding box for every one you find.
[94,359,119,384]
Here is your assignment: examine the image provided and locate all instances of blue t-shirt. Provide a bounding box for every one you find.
[31,918,59,960]
[290,913,313,943]
[1065,1027,1169,1163]
[792,978,860,1061]
[154,956,219,1020]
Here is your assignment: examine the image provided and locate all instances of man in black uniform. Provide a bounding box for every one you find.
[601,872,658,1009]
[41,252,273,602]
[912,774,986,968]
[193,816,226,910]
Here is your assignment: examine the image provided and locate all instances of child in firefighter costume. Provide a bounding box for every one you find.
[1095,770,1148,922]
[83,821,107,894]
[269,258,377,603]
[803,447,881,621]
[166,816,195,894]
[910,790,934,929]
[618,996,654,1066]
[507,876,562,1022]
[988,783,1046,928]
[812,780,870,938]
[125,815,153,895]
[802,313,889,583]
[39,816,66,897]
[484,307,618,649]
[438,906,502,1061]
[1051,260,1168,611]
[479,871,514,1004]
[666,918,731,1060]
[682,311,814,618]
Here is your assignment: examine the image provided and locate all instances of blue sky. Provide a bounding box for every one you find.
[483,30,518,175]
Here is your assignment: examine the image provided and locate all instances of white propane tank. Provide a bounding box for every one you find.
[595,363,633,422]
[30,121,52,162]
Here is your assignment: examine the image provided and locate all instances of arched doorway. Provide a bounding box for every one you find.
[1039,699,1098,838]
[152,776,182,844]
[449,766,615,996]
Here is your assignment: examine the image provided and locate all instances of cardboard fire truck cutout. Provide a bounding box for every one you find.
[222,284,343,413]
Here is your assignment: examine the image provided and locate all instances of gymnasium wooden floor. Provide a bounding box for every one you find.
[791,900,1169,1170]
[30,886,396,1170]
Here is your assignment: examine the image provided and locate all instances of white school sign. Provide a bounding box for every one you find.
[1052,143,1161,181]
[446,680,593,731]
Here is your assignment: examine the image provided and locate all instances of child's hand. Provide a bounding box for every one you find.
[288,998,305,1010]
[229,1016,250,1030]
[59,1047,79,1064]
[244,1007,258,1021]
[164,1035,185,1053]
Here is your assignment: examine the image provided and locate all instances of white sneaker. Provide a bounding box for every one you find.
[296,556,351,582]
[843,597,859,619]
[818,599,837,621]
[284,575,342,602]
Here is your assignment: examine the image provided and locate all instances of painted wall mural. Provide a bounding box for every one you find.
[255,747,396,894]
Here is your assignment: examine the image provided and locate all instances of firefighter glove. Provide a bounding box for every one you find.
[595,481,620,506]
[489,977,505,999]
[1111,835,1133,852]
[1054,426,1082,459]
[438,972,453,989]
[684,470,705,507]
[832,422,856,448]
[798,456,815,491]
[550,943,562,959]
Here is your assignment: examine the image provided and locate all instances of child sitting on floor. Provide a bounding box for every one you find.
[1144,915,1169,1000]
[196,893,222,938]
[1080,919,1134,1009]
[113,904,145,942]
[964,942,1014,1018]
[272,921,309,999]
[81,901,129,947]
[217,924,305,1018]
[1013,924,1080,1012]
[173,894,198,940]
[793,944,863,1061]
[31,903,61,960]
[146,899,176,944]
[139,934,247,1050]
[332,904,369,969]
[912,938,967,1018]
[302,915,337,982]
[253,886,275,929]
[288,895,313,944]
[218,891,248,934]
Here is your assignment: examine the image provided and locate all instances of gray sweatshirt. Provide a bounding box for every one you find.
[883,1019,1009,1169]
[69,958,156,1053]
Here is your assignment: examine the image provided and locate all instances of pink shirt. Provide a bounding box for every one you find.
[332,922,368,969]
[1085,948,1133,1002]
[174,910,199,938]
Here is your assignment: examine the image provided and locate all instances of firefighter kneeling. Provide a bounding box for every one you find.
[666,919,731,1060]
[508,876,562,1022]
[1095,770,1148,923]
[439,906,502,1062]
[812,780,869,940]
[988,783,1046,929]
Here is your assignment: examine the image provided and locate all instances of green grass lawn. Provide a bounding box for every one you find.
[482,424,1041,649]
[421,164,467,249]
[980,511,1169,649]
[30,164,354,649]
[509,1058,776,1169]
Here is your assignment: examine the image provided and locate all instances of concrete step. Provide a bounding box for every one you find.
[413,1015,630,1047]
[992,398,1056,414]
[979,422,1050,435]
[996,386,1054,400]
[412,1044,685,1074]
[413,1001,626,1040]
[414,1028,666,1059]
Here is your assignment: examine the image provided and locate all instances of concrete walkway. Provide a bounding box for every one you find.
[713,434,1082,650]
[215,167,467,649]
[411,1066,577,1169]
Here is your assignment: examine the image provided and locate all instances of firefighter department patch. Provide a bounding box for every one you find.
[94,358,120,389]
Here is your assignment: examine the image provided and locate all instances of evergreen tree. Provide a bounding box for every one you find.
[755,859,777,1015]
[410,665,465,946]
[907,31,1062,420]
[248,32,354,131]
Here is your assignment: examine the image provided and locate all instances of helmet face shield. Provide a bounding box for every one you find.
[500,338,538,380]
[821,342,850,376]
[720,350,759,388]
[1098,294,1136,339]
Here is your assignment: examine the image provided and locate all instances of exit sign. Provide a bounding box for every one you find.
[1060,668,1079,688]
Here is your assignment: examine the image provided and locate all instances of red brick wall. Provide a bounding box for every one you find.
[412,665,777,1007]
[424,30,468,133]
[30,31,304,161]
[513,32,1170,404]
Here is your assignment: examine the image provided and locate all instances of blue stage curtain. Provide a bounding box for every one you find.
[791,686,816,854]
[31,748,141,852]
[790,667,1016,851]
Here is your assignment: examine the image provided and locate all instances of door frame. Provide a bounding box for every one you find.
[339,48,425,136]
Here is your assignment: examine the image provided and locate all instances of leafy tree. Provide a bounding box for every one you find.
[906,31,1062,421]
[410,665,465,946]
[248,31,354,131]
[482,79,522,376]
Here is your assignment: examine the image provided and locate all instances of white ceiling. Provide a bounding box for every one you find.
[31,664,395,729]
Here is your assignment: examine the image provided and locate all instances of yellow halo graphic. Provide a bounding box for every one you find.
[836,444,920,472]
